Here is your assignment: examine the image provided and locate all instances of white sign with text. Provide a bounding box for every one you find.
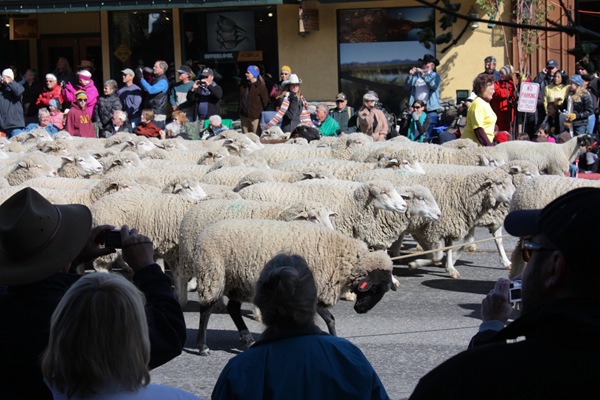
[517,82,540,113]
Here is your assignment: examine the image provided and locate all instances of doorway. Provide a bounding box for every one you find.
[39,35,102,84]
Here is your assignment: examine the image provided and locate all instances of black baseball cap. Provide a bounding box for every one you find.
[504,187,600,260]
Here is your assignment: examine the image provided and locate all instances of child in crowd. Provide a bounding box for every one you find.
[48,98,64,130]
[135,109,165,139]
[535,123,556,143]
[165,110,200,140]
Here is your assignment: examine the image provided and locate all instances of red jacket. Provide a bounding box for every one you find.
[491,79,516,132]
[35,85,63,108]
[136,121,162,138]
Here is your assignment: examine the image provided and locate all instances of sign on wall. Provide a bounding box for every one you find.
[9,18,38,40]
[206,11,255,52]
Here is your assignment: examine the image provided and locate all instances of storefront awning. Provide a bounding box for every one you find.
[0,0,283,14]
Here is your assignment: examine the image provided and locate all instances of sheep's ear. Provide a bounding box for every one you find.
[112,159,123,166]
[124,139,136,147]
[293,211,309,220]
[356,278,373,292]
[61,155,74,162]
[302,171,317,180]
[17,160,28,168]
[397,189,413,201]
[482,178,494,188]
[225,142,240,152]
[387,158,400,167]
[234,181,251,192]
[508,165,522,175]
[172,183,183,194]
[480,156,490,166]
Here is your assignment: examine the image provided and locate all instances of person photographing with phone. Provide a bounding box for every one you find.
[0,188,186,400]
[187,67,223,130]
[409,187,600,400]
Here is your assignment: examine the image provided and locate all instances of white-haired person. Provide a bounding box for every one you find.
[212,253,389,400]
[104,109,131,137]
[35,73,64,110]
[0,187,186,399]
[42,273,201,400]
[11,107,59,136]
[201,114,228,139]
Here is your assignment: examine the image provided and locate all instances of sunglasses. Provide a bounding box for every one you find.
[77,99,87,102]
[576,68,585,71]
[413,105,422,109]
[521,240,557,262]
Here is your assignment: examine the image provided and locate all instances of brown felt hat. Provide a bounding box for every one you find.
[0,188,91,286]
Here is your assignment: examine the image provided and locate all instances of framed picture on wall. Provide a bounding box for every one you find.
[337,7,435,116]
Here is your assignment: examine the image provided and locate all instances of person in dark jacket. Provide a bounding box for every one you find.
[94,79,123,137]
[329,92,355,135]
[21,68,43,124]
[137,60,169,129]
[0,68,25,137]
[409,187,600,400]
[239,65,269,134]
[0,187,187,400]
[187,67,223,129]
[562,74,594,136]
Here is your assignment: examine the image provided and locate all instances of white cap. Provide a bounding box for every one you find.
[45,73,57,81]
[78,70,92,78]
[2,69,14,79]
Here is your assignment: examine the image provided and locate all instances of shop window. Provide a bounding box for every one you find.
[108,11,174,81]
[337,7,435,116]
[182,8,278,120]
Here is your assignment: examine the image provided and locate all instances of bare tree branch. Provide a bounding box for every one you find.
[414,0,600,40]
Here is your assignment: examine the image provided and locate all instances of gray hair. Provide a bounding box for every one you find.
[209,114,222,125]
[113,110,128,122]
[484,56,496,63]
[104,79,118,92]
[316,103,329,113]
[38,108,50,118]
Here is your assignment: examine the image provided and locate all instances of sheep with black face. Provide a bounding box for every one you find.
[184,219,395,356]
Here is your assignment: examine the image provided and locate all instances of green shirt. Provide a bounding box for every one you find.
[317,116,340,137]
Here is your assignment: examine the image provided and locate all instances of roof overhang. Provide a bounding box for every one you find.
[0,0,284,14]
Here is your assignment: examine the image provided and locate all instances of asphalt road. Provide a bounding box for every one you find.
[150,228,520,399]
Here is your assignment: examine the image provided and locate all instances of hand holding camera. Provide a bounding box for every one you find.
[480,278,514,324]
[59,81,66,89]
[567,113,577,121]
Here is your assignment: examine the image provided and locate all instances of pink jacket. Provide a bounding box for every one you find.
[63,81,99,116]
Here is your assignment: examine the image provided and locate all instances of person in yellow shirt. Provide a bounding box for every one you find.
[543,69,569,112]
[461,73,497,146]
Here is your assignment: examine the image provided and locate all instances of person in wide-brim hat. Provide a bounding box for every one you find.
[418,54,440,67]
[282,73,302,87]
[0,187,92,286]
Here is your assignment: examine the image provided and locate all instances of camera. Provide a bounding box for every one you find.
[509,280,522,303]
[104,229,123,248]
[0,76,4,84]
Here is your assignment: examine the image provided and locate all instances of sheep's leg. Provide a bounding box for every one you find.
[227,299,255,348]
[389,233,405,258]
[445,246,461,279]
[317,305,336,336]
[187,276,198,292]
[463,228,477,252]
[197,301,217,356]
[173,267,188,308]
[490,226,512,269]
[407,239,442,270]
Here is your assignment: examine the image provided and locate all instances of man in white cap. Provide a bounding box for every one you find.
[0,68,25,137]
[0,187,186,399]
[117,68,143,128]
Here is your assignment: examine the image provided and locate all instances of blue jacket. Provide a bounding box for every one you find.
[405,71,442,112]
[212,330,389,400]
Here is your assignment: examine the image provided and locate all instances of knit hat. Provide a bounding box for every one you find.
[499,65,514,78]
[1,69,14,79]
[78,70,92,79]
[569,74,584,87]
[45,73,57,82]
[247,65,260,78]
[281,65,292,73]
[49,98,61,110]
[75,90,88,100]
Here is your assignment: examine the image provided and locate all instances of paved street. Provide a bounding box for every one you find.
[150,228,520,399]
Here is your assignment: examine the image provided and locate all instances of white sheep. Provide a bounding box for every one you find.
[57,152,104,178]
[275,156,426,180]
[355,167,515,278]
[185,219,395,355]
[101,151,145,174]
[176,198,338,306]
[495,134,593,175]
[260,126,288,141]
[238,179,443,251]
[5,153,58,185]
[233,167,334,192]
[200,166,269,187]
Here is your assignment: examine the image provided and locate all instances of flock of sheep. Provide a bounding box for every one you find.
[0,127,594,355]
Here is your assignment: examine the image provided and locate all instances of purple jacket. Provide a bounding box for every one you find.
[63,80,99,116]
